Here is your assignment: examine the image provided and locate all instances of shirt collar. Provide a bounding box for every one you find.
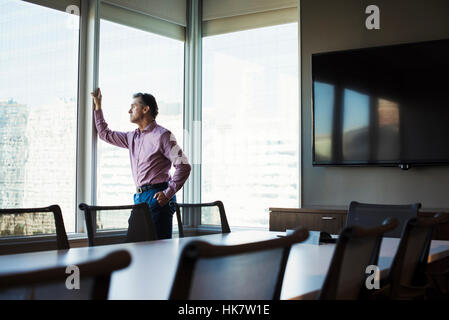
[137,120,157,134]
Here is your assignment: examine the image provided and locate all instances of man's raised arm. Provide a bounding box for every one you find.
[91,88,129,149]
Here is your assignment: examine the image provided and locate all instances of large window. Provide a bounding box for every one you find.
[0,0,79,232]
[202,23,299,227]
[97,19,184,228]
[0,1,299,236]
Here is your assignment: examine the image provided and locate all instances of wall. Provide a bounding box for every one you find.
[300,0,449,209]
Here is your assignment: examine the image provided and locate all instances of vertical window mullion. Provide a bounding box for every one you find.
[183,0,202,227]
[76,0,100,233]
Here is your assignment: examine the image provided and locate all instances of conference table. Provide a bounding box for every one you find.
[1,230,449,299]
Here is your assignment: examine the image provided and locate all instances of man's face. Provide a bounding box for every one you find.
[129,97,146,123]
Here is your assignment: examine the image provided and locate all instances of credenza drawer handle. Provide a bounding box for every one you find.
[321,216,336,220]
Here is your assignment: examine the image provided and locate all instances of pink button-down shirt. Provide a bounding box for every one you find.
[94,110,191,200]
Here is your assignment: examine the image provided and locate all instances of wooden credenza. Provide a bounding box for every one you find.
[269,207,449,240]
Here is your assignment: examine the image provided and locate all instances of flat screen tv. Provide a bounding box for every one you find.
[312,38,449,169]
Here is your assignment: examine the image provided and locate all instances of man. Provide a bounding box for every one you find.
[91,88,191,239]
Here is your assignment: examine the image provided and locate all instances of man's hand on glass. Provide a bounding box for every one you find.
[90,88,102,110]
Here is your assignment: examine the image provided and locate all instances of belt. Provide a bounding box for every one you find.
[136,182,169,193]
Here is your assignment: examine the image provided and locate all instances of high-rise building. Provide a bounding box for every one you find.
[0,99,29,208]
[0,98,77,235]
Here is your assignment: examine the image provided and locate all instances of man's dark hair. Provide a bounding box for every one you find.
[133,92,159,119]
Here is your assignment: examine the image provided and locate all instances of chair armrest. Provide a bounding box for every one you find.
[368,284,390,300]
[427,266,449,277]
[374,282,430,300]
[427,269,449,294]
[396,283,430,299]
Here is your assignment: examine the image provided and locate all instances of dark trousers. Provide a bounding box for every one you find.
[133,187,176,239]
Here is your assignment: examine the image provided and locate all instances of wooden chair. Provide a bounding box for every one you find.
[173,201,230,237]
[169,228,309,300]
[0,250,131,300]
[319,217,399,299]
[78,202,157,246]
[0,205,69,254]
[346,201,421,237]
[378,213,446,299]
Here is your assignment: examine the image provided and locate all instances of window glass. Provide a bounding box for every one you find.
[202,23,299,227]
[97,19,184,228]
[0,0,79,232]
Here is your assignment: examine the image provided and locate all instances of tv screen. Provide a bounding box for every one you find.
[312,39,449,167]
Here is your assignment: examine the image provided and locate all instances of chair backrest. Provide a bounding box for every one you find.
[169,228,309,300]
[0,205,69,254]
[78,202,157,246]
[387,213,445,299]
[0,250,131,300]
[319,217,399,300]
[174,201,230,237]
[346,201,421,238]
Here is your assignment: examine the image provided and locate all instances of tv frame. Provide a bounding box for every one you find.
[311,38,449,169]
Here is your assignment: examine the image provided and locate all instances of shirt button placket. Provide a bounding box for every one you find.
[136,132,144,183]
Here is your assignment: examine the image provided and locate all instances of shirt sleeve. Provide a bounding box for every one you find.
[160,131,192,200]
[94,109,129,149]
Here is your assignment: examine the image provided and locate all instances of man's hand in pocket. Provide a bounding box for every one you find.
[154,192,169,207]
